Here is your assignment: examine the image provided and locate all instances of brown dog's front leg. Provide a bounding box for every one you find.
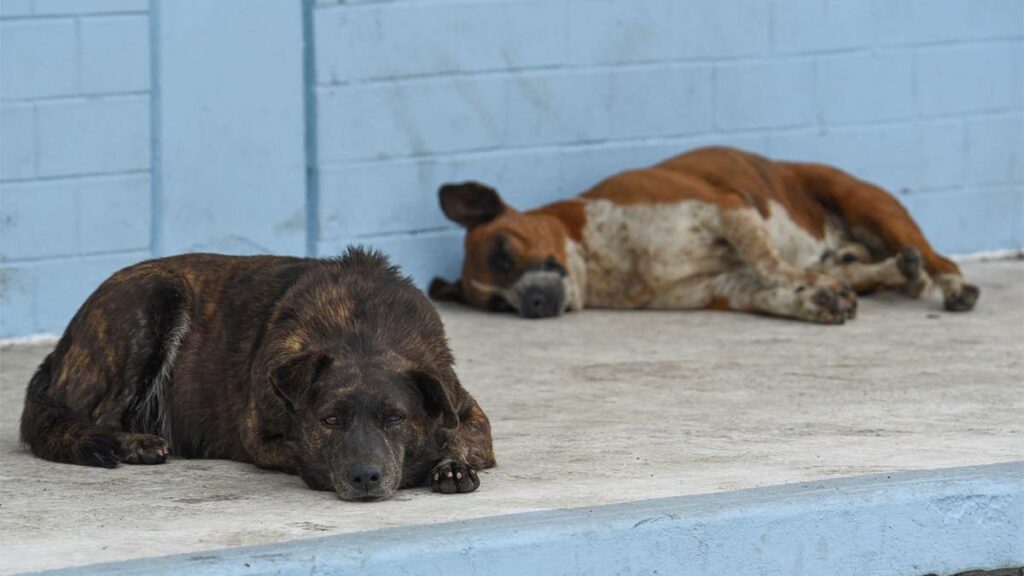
[430,395,495,494]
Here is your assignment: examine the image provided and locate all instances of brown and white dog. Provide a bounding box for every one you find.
[429,146,979,324]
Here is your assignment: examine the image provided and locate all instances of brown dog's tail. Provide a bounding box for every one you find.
[20,354,121,468]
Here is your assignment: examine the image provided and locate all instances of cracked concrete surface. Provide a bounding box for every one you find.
[1,260,1021,573]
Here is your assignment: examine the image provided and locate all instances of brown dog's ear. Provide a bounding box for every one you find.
[428,277,464,302]
[271,352,332,412]
[439,181,506,228]
[411,370,460,429]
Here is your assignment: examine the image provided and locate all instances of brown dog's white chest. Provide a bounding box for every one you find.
[577,199,839,309]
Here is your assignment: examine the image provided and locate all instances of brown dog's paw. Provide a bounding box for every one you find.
[119,433,169,465]
[430,459,480,494]
[944,282,980,312]
[896,246,923,281]
[799,280,857,324]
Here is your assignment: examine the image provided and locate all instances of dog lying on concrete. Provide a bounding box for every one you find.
[431,146,979,323]
[21,248,495,501]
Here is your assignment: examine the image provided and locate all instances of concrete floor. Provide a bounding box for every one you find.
[1,259,1022,574]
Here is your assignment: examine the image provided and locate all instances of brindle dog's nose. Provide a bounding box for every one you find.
[348,464,382,490]
[520,287,560,319]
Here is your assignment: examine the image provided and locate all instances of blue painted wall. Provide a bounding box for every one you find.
[1,0,1022,337]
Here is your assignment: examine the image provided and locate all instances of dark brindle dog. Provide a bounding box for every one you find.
[21,249,495,501]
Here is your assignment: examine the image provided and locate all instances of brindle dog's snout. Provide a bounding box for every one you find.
[520,286,562,318]
[345,463,385,500]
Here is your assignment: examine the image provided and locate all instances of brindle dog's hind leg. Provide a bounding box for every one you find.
[430,396,495,494]
[20,269,188,467]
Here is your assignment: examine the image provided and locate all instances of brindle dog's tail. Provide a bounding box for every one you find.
[20,354,121,468]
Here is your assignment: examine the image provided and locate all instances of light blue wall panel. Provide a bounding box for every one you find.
[1,0,1022,337]
[0,2,153,337]
[155,0,307,256]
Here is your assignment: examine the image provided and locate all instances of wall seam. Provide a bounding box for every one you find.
[301,0,320,258]
[148,0,162,257]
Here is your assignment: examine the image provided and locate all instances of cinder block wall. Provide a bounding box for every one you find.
[1,0,152,336]
[313,0,1023,283]
[1,0,1022,337]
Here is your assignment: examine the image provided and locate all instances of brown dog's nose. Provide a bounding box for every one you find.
[348,464,382,489]
[520,287,559,319]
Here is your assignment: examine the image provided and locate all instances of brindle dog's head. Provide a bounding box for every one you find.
[430,182,581,319]
[270,352,457,501]
[260,250,462,501]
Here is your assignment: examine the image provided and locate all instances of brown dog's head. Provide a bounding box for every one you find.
[261,249,462,501]
[430,182,583,318]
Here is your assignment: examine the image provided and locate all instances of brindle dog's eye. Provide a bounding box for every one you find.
[384,413,406,426]
[321,416,341,427]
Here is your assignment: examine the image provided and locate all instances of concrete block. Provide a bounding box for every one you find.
[317,150,562,241]
[568,0,770,62]
[33,0,147,15]
[315,1,564,83]
[29,252,149,335]
[965,0,1024,38]
[1,104,35,181]
[0,179,78,261]
[816,52,915,123]
[317,229,463,290]
[80,15,150,94]
[965,113,1024,185]
[714,60,815,130]
[772,0,872,54]
[0,263,35,337]
[0,19,77,99]
[78,174,150,254]
[505,71,610,147]
[916,41,1023,116]
[566,0,677,65]
[867,0,967,45]
[905,186,1021,253]
[768,120,965,194]
[0,0,32,18]
[36,96,150,177]
[674,0,770,58]
[317,77,506,164]
[608,65,713,138]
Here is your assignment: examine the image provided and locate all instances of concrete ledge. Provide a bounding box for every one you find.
[44,462,1023,576]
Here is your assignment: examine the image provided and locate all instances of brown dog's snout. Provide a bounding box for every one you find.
[520,286,562,319]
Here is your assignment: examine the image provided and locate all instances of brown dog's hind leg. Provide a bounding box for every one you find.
[790,163,979,311]
[715,208,857,324]
[430,396,495,494]
[709,267,857,324]
[816,244,926,295]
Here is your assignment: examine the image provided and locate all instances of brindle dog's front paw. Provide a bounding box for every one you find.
[430,459,480,494]
[119,433,169,465]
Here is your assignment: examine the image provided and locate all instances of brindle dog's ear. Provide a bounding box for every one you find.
[428,277,464,302]
[411,370,460,429]
[439,181,506,228]
[271,352,332,412]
